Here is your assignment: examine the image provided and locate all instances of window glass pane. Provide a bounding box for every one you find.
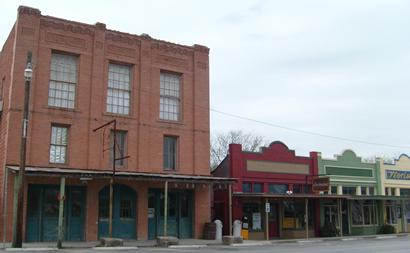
[352,200,363,225]
[99,198,109,219]
[107,64,131,115]
[111,131,127,166]
[331,186,338,194]
[242,182,251,193]
[163,136,177,170]
[342,186,356,195]
[180,193,190,217]
[48,53,77,108]
[160,72,180,121]
[120,199,133,218]
[400,188,410,196]
[253,183,263,193]
[369,187,375,195]
[44,189,59,217]
[293,184,302,194]
[269,184,287,194]
[50,126,68,164]
[361,187,367,196]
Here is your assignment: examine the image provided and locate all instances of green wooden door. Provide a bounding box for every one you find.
[98,184,136,239]
[148,189,193,239]
[26,185,86,242]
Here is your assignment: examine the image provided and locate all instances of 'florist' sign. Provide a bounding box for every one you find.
[386,170,410,180]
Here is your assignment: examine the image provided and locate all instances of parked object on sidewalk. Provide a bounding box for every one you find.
[156,236,179,247]
[215,220,223,240]
[233,220,242,237]
[98,237,124,247]
[203,222,217,240]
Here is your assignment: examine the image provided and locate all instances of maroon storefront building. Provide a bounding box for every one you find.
[213,141,338,239]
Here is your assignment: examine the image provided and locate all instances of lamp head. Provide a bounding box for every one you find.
[24,62,32,81]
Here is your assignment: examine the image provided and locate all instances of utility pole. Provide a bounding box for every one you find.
[11,52,32,248]
[93,119,129,238]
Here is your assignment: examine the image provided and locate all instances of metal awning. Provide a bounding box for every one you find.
[6,165,236,184]
[349,195,410,200]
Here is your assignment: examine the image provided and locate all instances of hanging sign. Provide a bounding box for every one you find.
[312,177,330,192]
[386,170,410,180]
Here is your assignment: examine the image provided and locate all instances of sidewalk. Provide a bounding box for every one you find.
[1,233,409,250]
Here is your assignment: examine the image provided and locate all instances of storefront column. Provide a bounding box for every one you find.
[265,198,269,240]
[305,198,308,240]
[164,180,168,236]
[57,177,65,248]
[338,198,343,236]
[228,184,232,236]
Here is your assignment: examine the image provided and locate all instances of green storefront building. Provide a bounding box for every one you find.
[318,150,383,236]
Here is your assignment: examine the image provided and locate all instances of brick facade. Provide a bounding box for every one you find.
[0,6,211,241]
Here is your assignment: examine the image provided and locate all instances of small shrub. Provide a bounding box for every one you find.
[379,224,395,234]
[320,221,339,237]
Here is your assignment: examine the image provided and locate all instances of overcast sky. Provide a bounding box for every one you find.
[1,0,410,159]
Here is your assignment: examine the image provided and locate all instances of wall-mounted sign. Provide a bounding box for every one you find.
[312,177,330,192]
[386,170,410,180]
[252,212,261,230]
[148,208,155,218]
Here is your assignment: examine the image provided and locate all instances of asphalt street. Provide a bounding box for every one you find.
[2,237,410,253]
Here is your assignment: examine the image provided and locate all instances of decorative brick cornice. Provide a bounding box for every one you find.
[151,42,193,56]
[40,19,94,36]
[18,6,41,16]
[105,32,141,46]
[194,44,210,54]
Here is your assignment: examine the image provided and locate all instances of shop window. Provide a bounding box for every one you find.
[269,184,287,194]
[253,183,263,193]
[400,188,410,196]
[242,182,251,193]
[342,186,356,195]
[386,201,398,225]
[243,203,263,231]
[324,203,338,227]
[352,200,377,225]
[283,200,313,229]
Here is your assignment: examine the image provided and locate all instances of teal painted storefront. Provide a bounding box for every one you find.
[98,184,136,239]
[148,189,193,239]
[26,185,86,242]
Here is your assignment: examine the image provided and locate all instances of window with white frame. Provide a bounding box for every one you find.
[48,53,77,108]
[160,72,181,121]
[107,64,131,115]
[49,125,68,164]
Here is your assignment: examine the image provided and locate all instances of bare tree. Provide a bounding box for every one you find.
[211,130,266,170]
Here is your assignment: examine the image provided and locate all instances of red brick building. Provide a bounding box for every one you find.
[213,142,327,239]
[0,6,230,242]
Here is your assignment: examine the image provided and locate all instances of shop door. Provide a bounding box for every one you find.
[148,190,193,239]
[268,203,279,238]
[26,185,86,242]
[98,184,136,239]
[65,188,85,241]
[341,200,349,235]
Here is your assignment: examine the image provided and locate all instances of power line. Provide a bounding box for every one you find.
[210,108,410,149]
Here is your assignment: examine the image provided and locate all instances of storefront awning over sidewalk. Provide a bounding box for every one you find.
[233,192,410,200]
[6,165,236,184]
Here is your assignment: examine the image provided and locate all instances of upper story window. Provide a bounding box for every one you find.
[48,53,77,109]
[111,130,127,167]
[342,186,356,195]
[160,72,181,121]
[107,64,131,115]
[242,182,251,193]
[49,125,68,164]
[253,183,263,193]
[269,184,288,194]
[163,136,178,170]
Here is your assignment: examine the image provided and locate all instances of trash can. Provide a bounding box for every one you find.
[233,220,242,237]
[203,222,216,240]
[214,220,223,240]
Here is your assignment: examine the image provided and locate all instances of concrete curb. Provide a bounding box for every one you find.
[5,248,58,251]
[92,246,138,250]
